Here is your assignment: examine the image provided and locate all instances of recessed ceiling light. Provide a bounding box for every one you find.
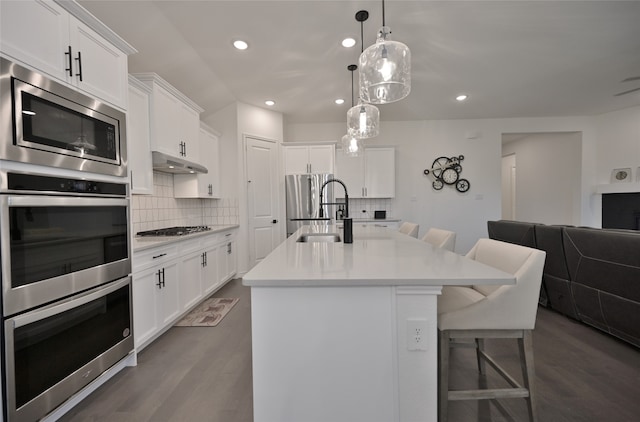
[265,100,275,106]
[456,94,468,101]
[233,40,248,50]
[335,99,345,105]
[342,38,356,48]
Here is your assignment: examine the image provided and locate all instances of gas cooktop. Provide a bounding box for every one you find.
[136,226,211,237]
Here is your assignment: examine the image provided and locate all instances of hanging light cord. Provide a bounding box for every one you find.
[382,0,386,27]
[360,19,364,53]
[351,70,355,107]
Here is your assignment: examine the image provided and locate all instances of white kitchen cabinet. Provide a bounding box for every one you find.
[132,259,180,349]
[132,228,238,351]
[335,149,365,198]
[335,147,395,198]
[180,249,205,311]
[364,148,395,198]
[174,124,221,198]
[284,144,335,174]
[127,76,153,194]
[0,0,134,109]
[132,267,160,349]
[133,73,203,161]
[201,244,219,296]
[217,234,237,284]
[132,243,181,349]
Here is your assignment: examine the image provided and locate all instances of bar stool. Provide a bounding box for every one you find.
[437,238,546,422]
[422,228,456,251]
[398,222,419,238]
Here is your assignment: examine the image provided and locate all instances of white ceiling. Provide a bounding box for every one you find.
[79,1,640,125]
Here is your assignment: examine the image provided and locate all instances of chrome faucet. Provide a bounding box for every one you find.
[319,178,352,243]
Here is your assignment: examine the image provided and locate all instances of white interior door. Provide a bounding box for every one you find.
[246,137,280,268]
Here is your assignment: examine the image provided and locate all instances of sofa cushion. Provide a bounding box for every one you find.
[487,220,538,248]
[563,226,640,347]
[563,227,640,302]
[534,224,578,318]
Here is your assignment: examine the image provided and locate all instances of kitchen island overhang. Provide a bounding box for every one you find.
[243,225,515,422]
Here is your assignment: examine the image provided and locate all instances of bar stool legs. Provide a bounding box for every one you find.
[438,329,538,422]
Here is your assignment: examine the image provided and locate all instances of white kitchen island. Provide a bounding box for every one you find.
[243,225,515,422]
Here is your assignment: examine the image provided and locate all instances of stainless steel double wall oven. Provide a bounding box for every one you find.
[1,57,132,421]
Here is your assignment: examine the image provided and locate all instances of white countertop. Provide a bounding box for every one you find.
[243,225,515,287]
[131,224,239,252]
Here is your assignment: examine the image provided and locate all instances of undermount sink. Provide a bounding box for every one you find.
[296,233,342,243]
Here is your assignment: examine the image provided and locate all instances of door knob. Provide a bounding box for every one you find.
[272,219,278,224]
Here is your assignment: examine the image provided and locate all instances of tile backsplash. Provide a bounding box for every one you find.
[348,198,394,219]
[131,172,239,234]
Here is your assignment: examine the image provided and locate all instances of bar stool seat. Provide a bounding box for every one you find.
[422,228,456,251]
[398,222,419,238]
[437,238,546,422]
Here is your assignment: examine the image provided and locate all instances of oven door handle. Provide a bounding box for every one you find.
[6,196,129,207]
[8,276,131,329]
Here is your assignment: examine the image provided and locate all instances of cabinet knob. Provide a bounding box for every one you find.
[272,219,278,224]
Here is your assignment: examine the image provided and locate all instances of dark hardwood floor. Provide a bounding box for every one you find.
[59,279,253,422]
[61,279,640,422]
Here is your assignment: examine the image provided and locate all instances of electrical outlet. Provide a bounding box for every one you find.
[407,318,429,351]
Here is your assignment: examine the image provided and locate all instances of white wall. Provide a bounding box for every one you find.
[502,132,581,225]
[209,102,284,275]
[287,115,601,253]
[204,104,638,270]
[205,103,238,200]
[594,106,640,184]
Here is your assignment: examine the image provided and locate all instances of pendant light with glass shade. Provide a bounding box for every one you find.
[359,0,411,104]
[347,10,380,140]
[342,64,361,156]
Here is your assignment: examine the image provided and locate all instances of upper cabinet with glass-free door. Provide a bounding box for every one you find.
[127,76,153,194]
[133,73,203,162]
[283,144,335,174]
[174,123,221,198]
[336,147,395,198]
[0,0,135,109]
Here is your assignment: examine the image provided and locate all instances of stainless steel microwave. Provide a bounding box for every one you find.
[0,57,128,177]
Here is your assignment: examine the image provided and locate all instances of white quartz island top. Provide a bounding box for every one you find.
[243,224,515,287]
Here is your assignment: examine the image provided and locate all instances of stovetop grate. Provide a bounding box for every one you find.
[136,226,211,237]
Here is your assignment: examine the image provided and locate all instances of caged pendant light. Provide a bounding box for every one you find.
[347,10,380,140]
[359,0,411,104]
[342,64,361,156]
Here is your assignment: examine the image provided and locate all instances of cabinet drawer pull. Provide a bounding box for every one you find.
[152,253,167,259]
[225,233,231,237]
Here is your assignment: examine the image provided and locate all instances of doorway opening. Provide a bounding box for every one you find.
[501,132,581,225]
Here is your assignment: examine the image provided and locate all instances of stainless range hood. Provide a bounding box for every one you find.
[152,151,208,174]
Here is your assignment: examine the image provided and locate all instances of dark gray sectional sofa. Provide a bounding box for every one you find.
[487,220,640,348]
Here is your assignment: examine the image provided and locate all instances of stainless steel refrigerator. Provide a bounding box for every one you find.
[285,174,334,236]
